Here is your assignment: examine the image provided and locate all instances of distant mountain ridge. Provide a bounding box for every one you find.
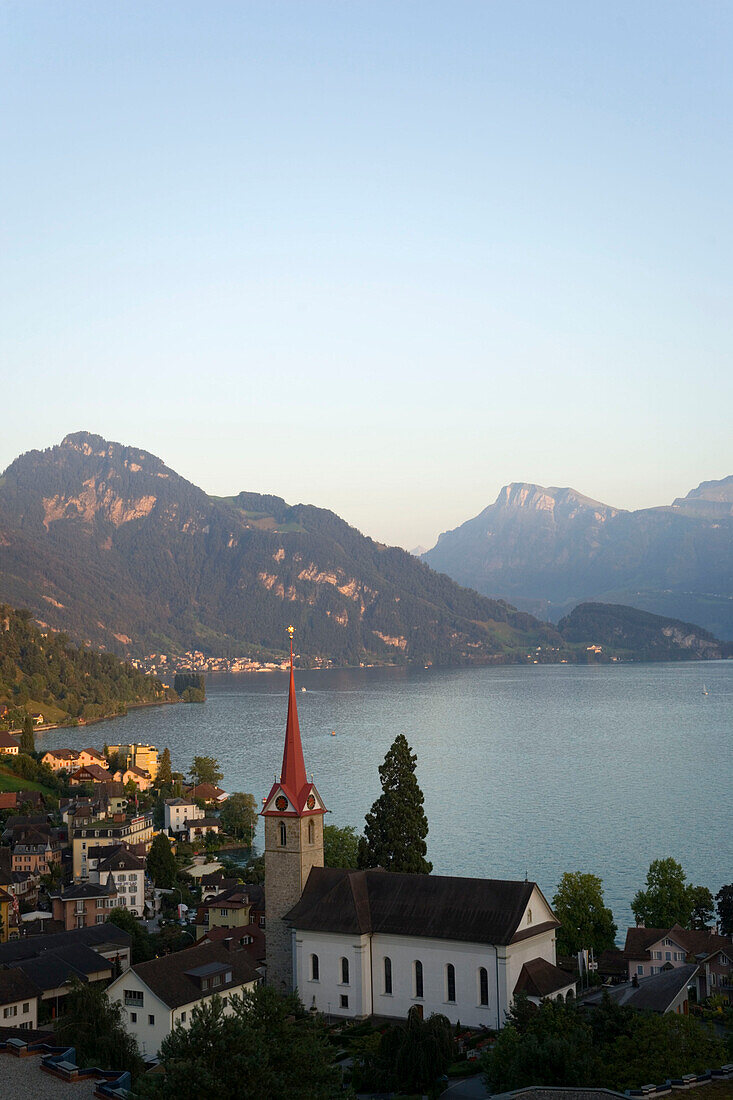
[423,478,733,640]
[0,432,564,665]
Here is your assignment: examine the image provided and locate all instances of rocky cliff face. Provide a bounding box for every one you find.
[0,433,560,663]
[423,479,733,640]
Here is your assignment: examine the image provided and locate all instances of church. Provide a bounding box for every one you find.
[262,631,574,1027]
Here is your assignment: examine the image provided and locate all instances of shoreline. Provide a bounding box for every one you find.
[28,696,179,736]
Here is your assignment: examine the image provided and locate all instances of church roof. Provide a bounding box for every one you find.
[285,867,553,946]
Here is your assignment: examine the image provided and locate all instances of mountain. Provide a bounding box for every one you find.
[0,433,562,666]
[557,603,728,661]
[422,479,733,640]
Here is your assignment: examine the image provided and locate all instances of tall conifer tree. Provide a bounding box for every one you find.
[358,734,432,874]
[157,746,173,787]
[19,714,35,755]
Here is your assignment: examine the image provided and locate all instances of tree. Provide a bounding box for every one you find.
[107,907,154,963]
[141,985,342,1099]
[220,792,257,842]
[147,832,177,888]
[157,746,173,787]
[716,884,733,936]
[324,823,359,868]
[688,885,715,930]
[189,755,223,787]
[19,714,35,755]
[357,734,432,874]
[379,1008,454,1094]
[631,859,695,928]
[552,872,617,957]
[54,978,144,1075]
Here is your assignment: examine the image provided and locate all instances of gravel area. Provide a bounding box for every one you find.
[0,1054,101,1099]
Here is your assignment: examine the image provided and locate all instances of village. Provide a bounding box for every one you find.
[0,648,732,1099]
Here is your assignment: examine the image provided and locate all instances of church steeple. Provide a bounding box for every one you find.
[262,627,326,991]
[280,625,307,803]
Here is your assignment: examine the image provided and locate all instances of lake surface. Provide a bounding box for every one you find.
[36,661,733,935]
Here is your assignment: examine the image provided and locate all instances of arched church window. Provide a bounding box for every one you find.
[384,956,392,995]
[414,959,423,998]
[340,957,349,984]
[310,954,319,981]
[479,967,489,1006]
[446,963,456,1003]
[527,908,533,924]
[279,822,287,847]
[308,820,314,844]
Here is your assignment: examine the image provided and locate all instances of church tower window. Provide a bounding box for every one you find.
[308,820,314,844]
[279,822,287,847]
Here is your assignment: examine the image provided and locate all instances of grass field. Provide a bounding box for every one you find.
[0,767,55,797]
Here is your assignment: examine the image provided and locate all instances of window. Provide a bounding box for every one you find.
[479,967,489,1006]
[340,995,348,1009]
[384,956,392,995]
[527,908,533,924]
[220,908,229,916]
[446,963,456,1003]
[653,951,662,960]
[130,1012,137,1023]
[637,965,644,975]
[148,1015,155,1025]
[665,952,671,961]
[340,957,350,985]
[279,822,287,847]
[22,1003,29,1013]
[308,820,314,844]
[181,1012,186,1022]
[124,990,144,1007]
[414,960,423,999]
[212,974,221,987]
[3,1006,18,1018]
[225,971,232,982]
[650,966,659,975]
[310,954,319,981]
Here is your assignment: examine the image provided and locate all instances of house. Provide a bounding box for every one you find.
[195,884,263,942]
[0,848,40,914]
[41,749,80,773]
[164,797,203,834]
[30,713,44,726]
[71,811,154,878]
[69,763,111,786]
[186,783,227,804]
[0,790,42,812]
[196,923,266,968]
[11,828,63,876]
[263,637,573,1028]
[0,732,20,756]
[0,923,132,973]
[624,924,732,982]
[107,940,261,1056]
[583,963,700,1015]
[697,943,733,1002]
[0,887,12,944]
[89,845,145,917]
[0,968,40,1029]
[115,765,152,791]
[50,877,118,929]
[0,703,8,719]
[76,748,108,770]
[185,817,220,844]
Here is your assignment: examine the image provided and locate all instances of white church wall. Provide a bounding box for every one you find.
[295,930,372,1018]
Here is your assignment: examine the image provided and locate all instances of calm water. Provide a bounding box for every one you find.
[37,661,733,934]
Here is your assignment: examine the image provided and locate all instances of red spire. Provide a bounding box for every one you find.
[280,626,307,800]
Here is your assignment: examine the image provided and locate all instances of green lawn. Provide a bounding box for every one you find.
[0,767,56,796]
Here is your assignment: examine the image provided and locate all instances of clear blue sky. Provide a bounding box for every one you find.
[1,1,731,549]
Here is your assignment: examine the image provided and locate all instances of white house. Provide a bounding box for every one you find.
[107,940,261,1056]
[164,798,203,835]
[0,969,39,1029]
[89,845,146,917]
[285,867,575,1029]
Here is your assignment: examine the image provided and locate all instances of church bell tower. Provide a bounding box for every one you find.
[262,626,326,990]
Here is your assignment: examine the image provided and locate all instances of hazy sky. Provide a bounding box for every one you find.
[1,2,731,550]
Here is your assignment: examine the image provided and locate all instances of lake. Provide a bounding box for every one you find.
[36,660,733,934]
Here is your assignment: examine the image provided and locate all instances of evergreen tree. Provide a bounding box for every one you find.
[54,978,144,1075]
[157,746,173,787]
[147,832,177,888]
[19,714,35,755]
[219,792,257,842]
[189,755,223,787]
[716,884,733,936]
[357,734,432,874]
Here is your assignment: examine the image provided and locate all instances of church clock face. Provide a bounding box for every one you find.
[306,794,316,809]
[275,795,288,811]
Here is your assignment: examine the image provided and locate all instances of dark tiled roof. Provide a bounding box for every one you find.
[514,957,574,997]
[97,847,145,872]
[583,963,699,1013]
[597,948,628,977]
[130,941,260,1009]
[11,943,113,993]
[55,879,116,901]
[0,923,131,964]
[199,923,266,961]
[0,968,41,1005]
[286,868,540,945]
[623,925,732,960]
